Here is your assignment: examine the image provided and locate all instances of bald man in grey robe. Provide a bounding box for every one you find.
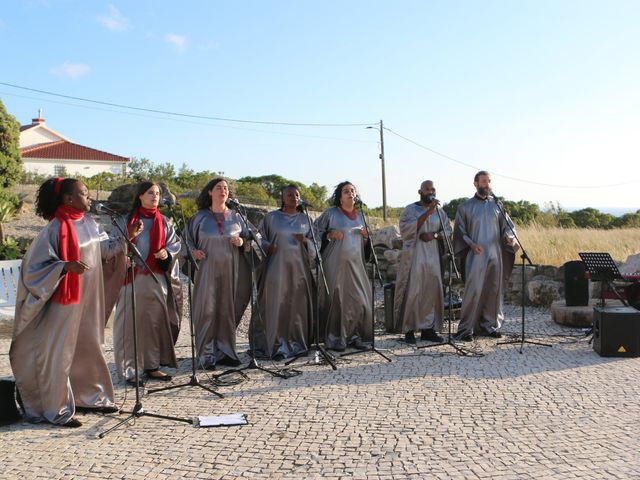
[394,180,451,344]
[453,171,518,341]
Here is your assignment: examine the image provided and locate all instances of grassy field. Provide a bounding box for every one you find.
[518,226,640,267]
[370,214,640,267]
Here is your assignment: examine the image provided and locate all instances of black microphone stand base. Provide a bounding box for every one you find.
[217,357,293,379]
[417,336,472,356]
[98,402,192,438]
[340,345,392,362]
[147,374,224,398]
[497,337,552,354]
[285,343,338,370]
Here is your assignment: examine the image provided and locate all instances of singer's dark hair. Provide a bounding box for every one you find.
[128,181,161,222]
[35,177,79,220]
[331,181,355,207]
[474,170,490,182]
[279,184,302,211]
[196,178,229,210]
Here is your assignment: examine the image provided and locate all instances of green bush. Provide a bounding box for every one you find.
[0,237,21,260]
[0,188,20,210]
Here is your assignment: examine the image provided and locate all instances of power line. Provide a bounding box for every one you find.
[0,81,375,127]
[384,127,639,189]
[0,90,375,144]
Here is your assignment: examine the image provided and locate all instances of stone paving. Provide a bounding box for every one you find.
[1,304,639,479]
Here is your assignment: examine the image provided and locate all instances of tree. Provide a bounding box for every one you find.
[442,197,468,220]
[0,98,22,188]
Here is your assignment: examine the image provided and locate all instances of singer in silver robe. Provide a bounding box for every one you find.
[185,209,247,368]
[9,215,121,425]
[315,207,373,350]
[250,209,315,359]
[454,196,517,336]
[394,203,451,334]
[111,215,182,381]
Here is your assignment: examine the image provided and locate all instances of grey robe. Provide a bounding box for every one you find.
[185,209,247,367]
[315,207,373,350]
[250,210,315,359]
[453,196,518,335]
[111,215,182,380]
[394,203,451,334]
[9,215,121,425]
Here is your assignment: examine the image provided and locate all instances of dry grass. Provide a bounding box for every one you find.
[516,226,640,267]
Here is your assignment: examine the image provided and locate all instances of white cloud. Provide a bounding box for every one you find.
[50,61,91,79]
[165,33,187,52]
[97,4,130,32]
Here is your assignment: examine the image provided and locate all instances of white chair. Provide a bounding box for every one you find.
[0,259,22,319]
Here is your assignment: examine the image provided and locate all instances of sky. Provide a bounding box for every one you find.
[1,1,639,213]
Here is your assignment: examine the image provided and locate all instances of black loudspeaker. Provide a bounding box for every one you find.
[384,283,399,333]
[593,306,640,357]
[0,379,23,425]
[564,260,589,306]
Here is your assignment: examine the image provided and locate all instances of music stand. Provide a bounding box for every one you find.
[578,252,628,307]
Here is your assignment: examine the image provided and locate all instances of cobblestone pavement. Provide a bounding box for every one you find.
[1,304,639,479]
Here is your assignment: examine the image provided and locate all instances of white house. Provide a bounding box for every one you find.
[20,116,130,177]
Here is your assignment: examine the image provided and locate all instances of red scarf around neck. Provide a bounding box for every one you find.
[52,204,85,305]
[127,206,166,277]
[339,206,358,221]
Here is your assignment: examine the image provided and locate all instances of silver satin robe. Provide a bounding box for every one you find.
[185,209,247,367]
[9,214,121,425]
[394,203,451,334]
[250,210,315,359]
[315,207,373,350]
[111,215,182,380]
[453,196,517,335]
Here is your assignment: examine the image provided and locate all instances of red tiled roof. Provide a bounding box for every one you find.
[21,140,129,162]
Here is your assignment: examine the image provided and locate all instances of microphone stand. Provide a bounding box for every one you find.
[341,201,391,362]
[492,195,551,353]
[100,212,192,438]
[418,203,471,355]
[285,203,337,370]
[147,203,223,398]
[215,201,291,379]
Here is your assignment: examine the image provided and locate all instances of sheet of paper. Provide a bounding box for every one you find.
[198,413,247,427]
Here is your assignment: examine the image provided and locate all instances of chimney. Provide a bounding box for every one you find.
[32,108,45,125]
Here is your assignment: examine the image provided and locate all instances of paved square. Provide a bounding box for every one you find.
[1,304,639,479]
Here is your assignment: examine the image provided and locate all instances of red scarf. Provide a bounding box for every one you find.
[339,206,358,221]
[127,206,166,279]
[52,204,84,305]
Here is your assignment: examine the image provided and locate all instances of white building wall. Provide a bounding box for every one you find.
[23,158,127,176]
[19,127,67,148]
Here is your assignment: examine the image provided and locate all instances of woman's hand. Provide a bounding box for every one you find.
[64,260,91,275]
[192,249,206,261]
[230,236,244,247]
[359,228,368,240]
[154,248,169,260]
[292,233,307,245]
[327,230,344,241]
[127,219,143,240]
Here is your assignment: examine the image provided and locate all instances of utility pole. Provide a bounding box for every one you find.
[379,120,388,221]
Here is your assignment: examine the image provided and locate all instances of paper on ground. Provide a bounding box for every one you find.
[197,413,248,427]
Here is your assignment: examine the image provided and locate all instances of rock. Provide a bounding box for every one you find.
[536,265,561,281]
[526,275,564,307]
[620,253,640,275]
[371,226,400,249]
[391,237,403,250]
[383,249,400,264]
[550,300,593,327]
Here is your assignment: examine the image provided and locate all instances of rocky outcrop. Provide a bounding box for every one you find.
[526,275,564,307]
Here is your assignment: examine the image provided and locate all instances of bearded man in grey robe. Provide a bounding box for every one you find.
[394,180,451,344]
[453,171,519,341]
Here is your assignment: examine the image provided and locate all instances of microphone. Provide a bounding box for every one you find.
[225,198,241,209]
[426,194,437,203]
[354,196,363,206]
[297,198,313,209]
[95,203,118,216]
[161,194,176,208]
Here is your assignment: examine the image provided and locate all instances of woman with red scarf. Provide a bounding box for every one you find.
[9,178,128,428]
[315,181,373,352]
[111,181,182,385]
